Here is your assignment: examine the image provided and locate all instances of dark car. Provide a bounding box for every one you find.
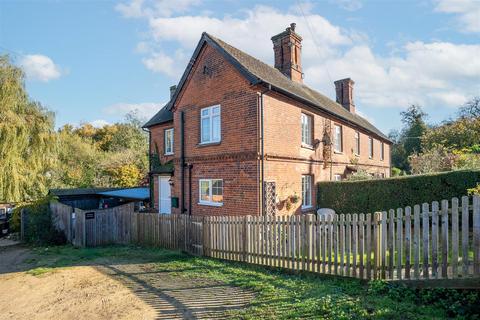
[0,208,11,237]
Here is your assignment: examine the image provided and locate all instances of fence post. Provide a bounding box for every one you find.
[243,216,250,262]
[474,195,480,276]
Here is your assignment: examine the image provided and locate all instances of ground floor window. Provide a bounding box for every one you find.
[301,175,312,209]
[334,174,342,181]
[199,179,223,206]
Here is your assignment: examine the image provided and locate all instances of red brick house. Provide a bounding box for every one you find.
[143,24,391,216]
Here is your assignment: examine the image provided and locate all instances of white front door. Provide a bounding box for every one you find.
[159,176,171,214]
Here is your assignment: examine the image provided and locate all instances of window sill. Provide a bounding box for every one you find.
[198,141,221,147]
[301,143,314,150]
[198,202,223,207]
[301,205,314,213]
[164,152,174,156]
[334,151,343,154]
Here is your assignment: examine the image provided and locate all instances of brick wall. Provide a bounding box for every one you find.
[149,122,175,212]
[169,43,260,216]
[263,90,391,215]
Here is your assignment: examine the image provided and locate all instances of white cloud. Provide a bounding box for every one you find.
[89,119,110,128]
[332,0,363,11]
[103,102,165,119]
[434,0,480,33]
[307,41,480,109]
[117,2,480,113]
[19,54,62,82]
[142,51,176,76]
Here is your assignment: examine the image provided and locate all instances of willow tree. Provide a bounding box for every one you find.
[0,55,57,202]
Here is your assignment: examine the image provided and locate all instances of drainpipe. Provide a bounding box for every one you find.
[180,111,186,214]
[259,84,271,216]
[188,164,193,215]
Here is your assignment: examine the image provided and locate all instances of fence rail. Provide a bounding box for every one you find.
[49,195,480,283]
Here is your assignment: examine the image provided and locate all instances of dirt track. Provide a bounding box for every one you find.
[0,246,253,320]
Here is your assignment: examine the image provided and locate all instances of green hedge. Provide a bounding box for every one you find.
[317,169,480,214]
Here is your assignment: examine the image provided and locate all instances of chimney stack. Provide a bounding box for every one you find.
[271,23,303,83]
[169,85,177,99]
[334,78,355,113]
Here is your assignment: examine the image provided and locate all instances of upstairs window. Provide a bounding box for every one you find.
[381,142,385,161]
[334,124,343,153]
[301,113,313,146]
[201,105,221,144]
[369,137,374,158]
[164,128,174,155]
[199,179,223,206]
[354,131,360,155]
[301,175,312,209]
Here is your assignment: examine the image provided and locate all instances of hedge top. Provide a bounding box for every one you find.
[317,169,480,214]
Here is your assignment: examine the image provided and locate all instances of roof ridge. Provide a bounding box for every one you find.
[204,32,389,141]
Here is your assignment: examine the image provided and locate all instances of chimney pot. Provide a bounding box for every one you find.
[334,78,355,113]
[169,85,177,99]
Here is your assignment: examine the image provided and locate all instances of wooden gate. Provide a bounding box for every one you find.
[186,216,204,256]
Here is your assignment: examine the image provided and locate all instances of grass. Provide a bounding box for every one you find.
[24,245,479,320]
[25,267,55,276]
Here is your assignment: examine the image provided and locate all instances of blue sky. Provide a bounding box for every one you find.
[1,0,479,134]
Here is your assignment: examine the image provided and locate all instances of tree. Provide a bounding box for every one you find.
[390,105,428,172]
[400,105,428,156]
[0,55,57,202]
[459,96,480,119]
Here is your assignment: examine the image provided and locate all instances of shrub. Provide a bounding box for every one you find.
[12,196,67,245]
[317,169,480,214]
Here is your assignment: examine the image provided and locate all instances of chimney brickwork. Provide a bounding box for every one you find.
[334,78,355,114]
[271,23,303,83]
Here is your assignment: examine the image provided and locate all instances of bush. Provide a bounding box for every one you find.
[317,169,480,214]
[367,281,480,319]
[12,196,67,245]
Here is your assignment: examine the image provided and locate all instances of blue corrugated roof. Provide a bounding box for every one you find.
[98,187,150,200]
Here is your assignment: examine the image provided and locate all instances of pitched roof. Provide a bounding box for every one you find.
[142,102,173,128]
[144,32,390,141]
[205,34,390,141]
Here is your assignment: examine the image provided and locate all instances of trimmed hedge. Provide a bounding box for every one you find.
[317,169,480,214]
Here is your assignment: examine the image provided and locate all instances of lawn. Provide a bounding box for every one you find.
[17,245,480,319]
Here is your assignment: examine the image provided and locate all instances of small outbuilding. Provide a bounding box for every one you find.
[49,187,149,211]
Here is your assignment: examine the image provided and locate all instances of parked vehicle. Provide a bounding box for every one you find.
[0,207,12,237]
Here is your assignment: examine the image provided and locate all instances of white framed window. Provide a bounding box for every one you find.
[200,105,221,144]
[354,131,360,155]
[301,175,312,209]
[369,137,374,158]
[301,113,313,146]
[334,124,343,153]
[199,179,223,206]
[164,128,174,155]
[334,174,342,181]
[380,142,384,161]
